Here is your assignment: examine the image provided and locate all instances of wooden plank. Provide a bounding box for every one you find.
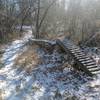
[92,70,100,74]
[79,58,91,61]
[72,51,85,55]
[76,56,89,59]
[74,54,85,57]
[68,47,78,50]
[70,49,80,52]
[87,65,98,69]
[81,60,94,64]
[71,50,82,53]
[83,62,96,66]
[89,67,100,72]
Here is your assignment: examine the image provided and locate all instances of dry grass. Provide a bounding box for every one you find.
[7,32,23,42]
[47,32,69,40]
[0,31,25,44]
[0,89,4,100]
[14,45,41,73]
[46,32,69,40]
[0,92,2,100]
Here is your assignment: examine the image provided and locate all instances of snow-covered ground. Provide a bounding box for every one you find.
[0,29,100,100]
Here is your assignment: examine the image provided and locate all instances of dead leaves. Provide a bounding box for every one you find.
[14,46,40,73]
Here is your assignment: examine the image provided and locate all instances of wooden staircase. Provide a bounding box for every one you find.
[56,39,100,76]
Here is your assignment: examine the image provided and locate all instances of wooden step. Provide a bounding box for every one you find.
[71,50,82,53]
[76,56,89,59]
[69,48,80,51]
[89,67,100,72]
[87,65,98,69]
[70,49,81,52]
[72,50,85,53]
[79,58,92,62]
[91,70,100,74]
[57,39,100,76]
[83,62,96,66]
[76,56,87,59]
[81,60,94,64]
[74,54,86,58]
[66,43,74,46]
[67,46,79,50]
[74,53,85,57]
[66,44,75,47]
[70,48,82,51]
[67,46,78,50]
[72,51,84,55]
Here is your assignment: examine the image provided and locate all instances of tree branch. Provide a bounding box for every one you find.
[38,0,57,30]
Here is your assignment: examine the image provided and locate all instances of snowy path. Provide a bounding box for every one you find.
[0,30,34,100]
[0,29,100,100]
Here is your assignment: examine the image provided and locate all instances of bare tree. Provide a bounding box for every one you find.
[32,0,57,39]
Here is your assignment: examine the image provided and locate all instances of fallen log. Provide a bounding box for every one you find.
[28,38,56,47]
[28,38,56,45]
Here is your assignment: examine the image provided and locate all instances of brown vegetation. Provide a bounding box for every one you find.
[0,90,2,100]
[14,45,40,73]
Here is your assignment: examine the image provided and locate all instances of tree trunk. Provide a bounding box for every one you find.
[35,0,40,39]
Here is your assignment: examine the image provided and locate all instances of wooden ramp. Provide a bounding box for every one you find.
[56,39,100,76]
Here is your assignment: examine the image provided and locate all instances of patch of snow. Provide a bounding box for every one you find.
[0,30,100,100]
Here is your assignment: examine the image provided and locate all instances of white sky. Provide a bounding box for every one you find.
[59,0,69,10]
